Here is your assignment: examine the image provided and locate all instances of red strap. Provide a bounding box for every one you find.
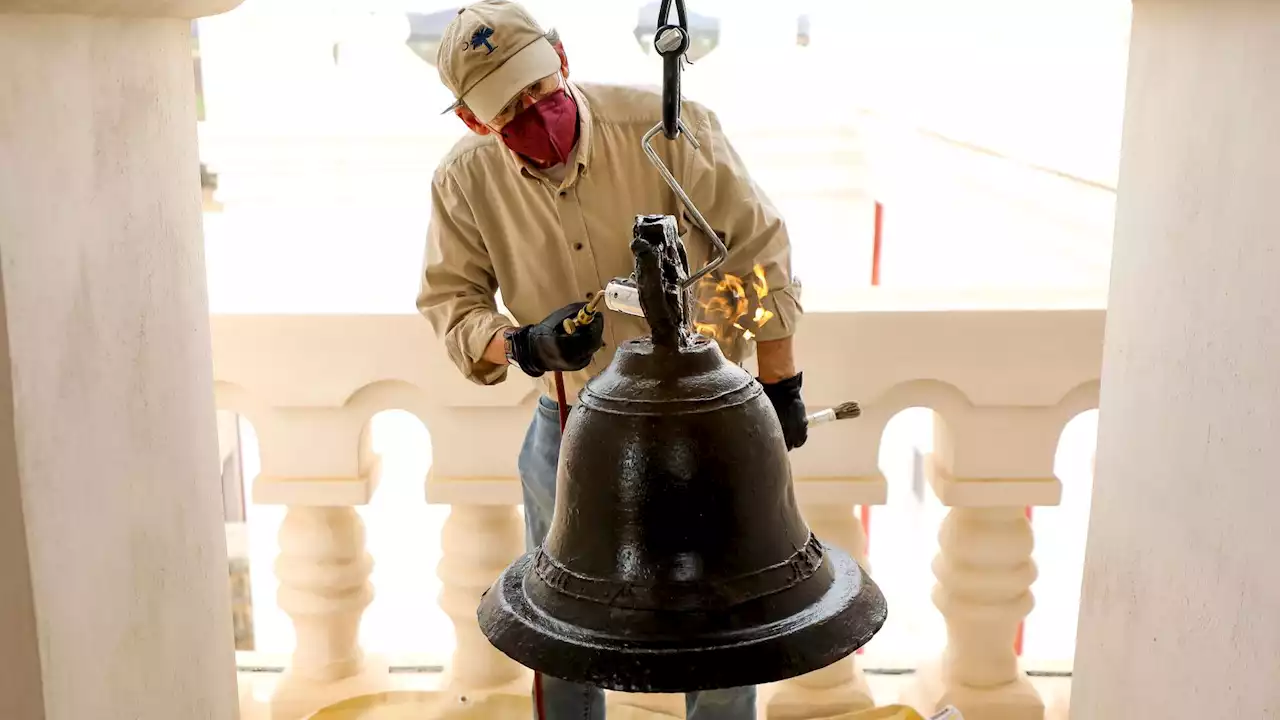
[554,370,569,429]
[533,670,547,719]
[533,372,571,719]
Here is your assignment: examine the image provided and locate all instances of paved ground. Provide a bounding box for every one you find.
[237,669,1073,719]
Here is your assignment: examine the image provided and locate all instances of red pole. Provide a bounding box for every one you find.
[860,504,872,552]
[871,201,884,286]
[532,372,572,718]
[554,371,569,430]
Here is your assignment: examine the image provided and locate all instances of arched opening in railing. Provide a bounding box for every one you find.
[355,409,453,668]
[1023,409,1098,672]
[217,409,255,653]
[861,406,947,671]
[215,409,294,661]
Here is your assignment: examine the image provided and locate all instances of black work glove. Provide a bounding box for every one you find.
[508,302,605,377]
[759,372,808,451]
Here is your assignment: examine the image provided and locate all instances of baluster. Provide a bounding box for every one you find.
[924,505,1045,720]
[277,507,373,681]
[438,504,528,700]
[768,504,875,718]
[257,479,385,719]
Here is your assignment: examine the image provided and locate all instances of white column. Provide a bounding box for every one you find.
[0,4,243,718]
[768,505,875,718]
[1074,2,1280,717]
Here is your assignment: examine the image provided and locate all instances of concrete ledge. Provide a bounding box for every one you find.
[0,0,244,18]
[426,477,524,506]
[927,458,1063,508]
[254,477,375,507]
[793,475,888,506]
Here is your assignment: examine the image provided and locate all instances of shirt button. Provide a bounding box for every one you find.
[584,292,593,300]
[558,190,567,198]
[573,242,584,251]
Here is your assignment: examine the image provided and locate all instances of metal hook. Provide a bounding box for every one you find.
[641,122,728,291]
[654,0,691,140]
[599,0,725,321]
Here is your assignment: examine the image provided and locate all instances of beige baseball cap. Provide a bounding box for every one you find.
[437,0,562,125]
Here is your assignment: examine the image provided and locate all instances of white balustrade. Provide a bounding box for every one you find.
[210,296,1102,719]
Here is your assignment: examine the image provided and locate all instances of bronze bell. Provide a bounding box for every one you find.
[477,215,887,693]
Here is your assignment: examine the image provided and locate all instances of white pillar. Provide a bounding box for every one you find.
[0,3,243,718]
[1074,1,1280,717]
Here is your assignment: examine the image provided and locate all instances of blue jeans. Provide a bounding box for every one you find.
[518,395,758,720]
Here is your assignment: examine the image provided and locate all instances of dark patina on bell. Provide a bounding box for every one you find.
[477,215,887,693]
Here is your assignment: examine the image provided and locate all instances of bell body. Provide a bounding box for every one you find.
[478,334,887,693]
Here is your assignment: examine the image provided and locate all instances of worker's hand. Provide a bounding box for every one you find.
[759,372,808,451]
[509,302,605,376]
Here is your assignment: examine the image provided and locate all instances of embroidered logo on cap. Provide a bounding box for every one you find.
[469,26,497,54]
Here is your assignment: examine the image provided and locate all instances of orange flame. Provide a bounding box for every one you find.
[692,264,774,347]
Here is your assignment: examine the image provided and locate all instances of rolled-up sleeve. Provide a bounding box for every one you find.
[681,107,802,342]
[416,168,514,385]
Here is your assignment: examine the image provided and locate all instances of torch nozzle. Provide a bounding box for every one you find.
[563,291,606,335]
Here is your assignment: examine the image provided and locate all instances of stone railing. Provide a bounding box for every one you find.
[210,289,1104,719]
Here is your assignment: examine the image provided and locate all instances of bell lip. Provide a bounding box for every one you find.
[476,546,888,694]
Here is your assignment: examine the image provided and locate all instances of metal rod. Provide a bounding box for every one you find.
[641,122,728,290]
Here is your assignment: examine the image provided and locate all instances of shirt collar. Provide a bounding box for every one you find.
[511,81,593,189]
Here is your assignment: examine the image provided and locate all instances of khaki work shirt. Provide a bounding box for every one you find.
[417,81,802,403]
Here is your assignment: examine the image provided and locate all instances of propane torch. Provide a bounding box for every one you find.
[562,291,606,335]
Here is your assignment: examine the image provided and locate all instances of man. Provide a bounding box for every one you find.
[417,1,807,717]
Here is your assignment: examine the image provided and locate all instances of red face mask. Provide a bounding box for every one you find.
[499,89,579,168]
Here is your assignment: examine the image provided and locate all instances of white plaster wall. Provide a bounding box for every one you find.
[1074,0,1280,716]
[0,13,238,720]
